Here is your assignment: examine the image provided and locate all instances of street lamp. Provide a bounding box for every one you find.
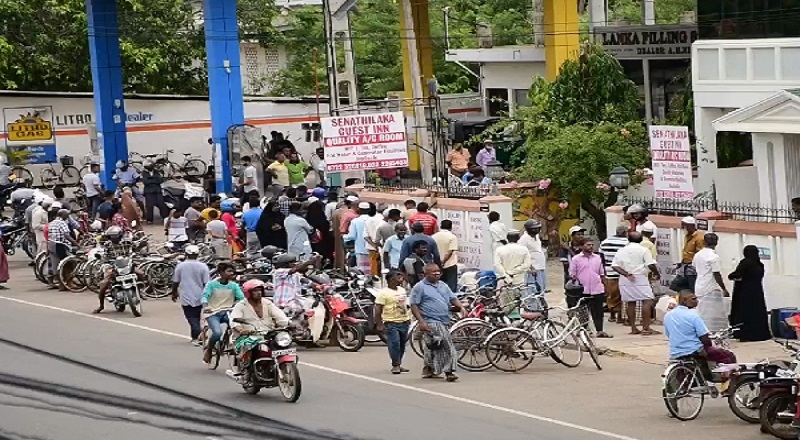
[485,159,505,181]
[484,159,504,196]
[609,166,630,192]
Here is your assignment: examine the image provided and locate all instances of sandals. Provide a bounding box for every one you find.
[641,329,662,336]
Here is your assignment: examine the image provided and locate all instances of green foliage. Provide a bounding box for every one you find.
[607,0,695,24]
[515,122,649,203]
[0,0,277,94]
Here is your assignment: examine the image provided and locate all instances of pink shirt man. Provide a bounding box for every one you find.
[569,252,605,294]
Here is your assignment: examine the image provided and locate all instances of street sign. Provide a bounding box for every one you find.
[649,125,694,200]
[320,111,409,172]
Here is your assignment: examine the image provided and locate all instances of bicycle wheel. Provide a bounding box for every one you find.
[12,167,35,187]
[79,164,90,178]
[182,159,207,177]
[542,321,583,368]
[58,256,86,292]
[408,320,425,359]
[579,330,602,371]
[34,252,49,284]
[662,364,705,421]
[484,327,537,373]
[40,168,58,190]
[60,166,81,187]
[451,320,493,372]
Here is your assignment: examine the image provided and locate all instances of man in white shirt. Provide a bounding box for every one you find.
[519,219,547,292]
[365,203,385,276]
[494,230,532,314]
[692,233,729,331]
[488,211,508,254]
[611,231,661,335]
[239,155,260,196]
[82,162,104,218]
[30,198,52,256]
[432,219,459,292]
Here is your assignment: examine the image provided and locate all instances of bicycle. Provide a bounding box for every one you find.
[201,308,235,370]
[661,325,741,421]
[482,296,601,373]
[40,156,81,189]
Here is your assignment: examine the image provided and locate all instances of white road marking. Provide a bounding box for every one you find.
[0,294,641,440]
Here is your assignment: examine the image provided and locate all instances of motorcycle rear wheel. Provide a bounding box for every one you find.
[278,362,302,403]
[728,375,761,424]
[759,391,798,440]
[334,322,365,352]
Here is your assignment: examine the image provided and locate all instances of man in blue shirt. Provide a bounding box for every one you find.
[398,222,442,267]
[409,263,467,382]
[344,202,371,272]
[113,160,143,207]
[241,194,263,257]
[664,291,737,378]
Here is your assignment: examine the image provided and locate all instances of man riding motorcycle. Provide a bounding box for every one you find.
[201,262,245,365]
[230,279,290,382]
[93,226,145,314]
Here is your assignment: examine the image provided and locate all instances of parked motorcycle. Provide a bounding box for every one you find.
[225,325,302,402]
[757,341,800,439]
[106,256,144,317]
[0,215,35,258]
[285,280,366,352]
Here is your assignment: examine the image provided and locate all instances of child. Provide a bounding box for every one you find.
[165,208,189,248]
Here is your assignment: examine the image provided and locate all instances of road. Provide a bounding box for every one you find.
[0,256,769,440]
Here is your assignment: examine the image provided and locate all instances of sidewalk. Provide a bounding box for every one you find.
[541,263,787,366]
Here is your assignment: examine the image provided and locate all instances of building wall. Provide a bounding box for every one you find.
[693,38,800,196]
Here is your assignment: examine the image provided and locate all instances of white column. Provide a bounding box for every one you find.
[588,0,607,33]
[695,107,724,194]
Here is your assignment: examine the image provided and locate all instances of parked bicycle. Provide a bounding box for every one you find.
[38,156,81,189]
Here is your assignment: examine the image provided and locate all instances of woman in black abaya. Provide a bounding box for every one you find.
[306,200,333,263]
[728,245,772,342]
[256,200,288,250]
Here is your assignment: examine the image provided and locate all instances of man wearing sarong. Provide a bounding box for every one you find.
[611,231,661,335]
[409,263,467,382]
[692,233,729,331]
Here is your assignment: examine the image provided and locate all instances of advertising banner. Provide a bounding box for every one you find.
[648,125,694,200]
[320,111,409,172]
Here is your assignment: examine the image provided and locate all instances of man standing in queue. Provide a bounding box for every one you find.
[409,263,467,382]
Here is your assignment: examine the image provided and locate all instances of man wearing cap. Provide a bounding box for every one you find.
[344,202,374,273]
[600,224,629,323]
[82,162,104,219]
[171,245,210,346]
[476,139,496,170]
[559,225,586,285]
[678,216,705,290]
[31,198,52,258]
[519,219,547,292]
[639,223,657,258]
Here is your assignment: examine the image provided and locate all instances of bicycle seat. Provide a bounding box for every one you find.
[166,149,175,153]
[144,154,158,158]
[520,310,544,321]
[182,153,192,157]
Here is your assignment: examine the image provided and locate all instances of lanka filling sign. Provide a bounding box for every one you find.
[648,125,693,200]
[320,111,409,172]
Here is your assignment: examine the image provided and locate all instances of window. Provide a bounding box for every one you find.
[486,88,509,116]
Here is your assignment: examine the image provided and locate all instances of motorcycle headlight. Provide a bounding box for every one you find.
[274,331,292,348]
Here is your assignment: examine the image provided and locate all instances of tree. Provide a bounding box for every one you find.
[0,0,277,94]
[508,44,649,239]
[607,0,695,24]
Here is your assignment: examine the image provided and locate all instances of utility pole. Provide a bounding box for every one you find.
[400,0,433,183]
[642,0,655,125]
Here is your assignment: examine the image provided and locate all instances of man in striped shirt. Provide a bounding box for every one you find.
[599,223,629,323]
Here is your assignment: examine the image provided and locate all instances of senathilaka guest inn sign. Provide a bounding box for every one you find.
[596,24,698,60]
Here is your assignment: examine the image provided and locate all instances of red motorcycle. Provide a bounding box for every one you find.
[288,281,366,352]
[225,326,302,402]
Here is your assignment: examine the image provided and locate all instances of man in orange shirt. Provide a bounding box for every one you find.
[408,202,438,236]
[446,144,471,176]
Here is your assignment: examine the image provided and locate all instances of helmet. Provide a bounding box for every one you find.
[116,160,127,169]
[261,245,280,258]
[40,197,54,209]
[184,244,200,255]
[143,160,154,168]
[90,220,103,231]
[242,279,266,299]
[105,226,124,242]
[272,253,297,267]
[627,203,648,215]
[311,187,327,199]
[564,279,585,298]
[523,219,542,229]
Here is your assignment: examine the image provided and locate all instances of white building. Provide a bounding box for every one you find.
[692,38,800,206]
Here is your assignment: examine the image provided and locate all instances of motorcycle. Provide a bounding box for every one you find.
[0,215,34,258]
[225,325,302,402]
[106,256,144,317]
[757,341,800,439]
[285,279,366,352]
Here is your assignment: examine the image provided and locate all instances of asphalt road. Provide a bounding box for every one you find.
[0,255,773,440]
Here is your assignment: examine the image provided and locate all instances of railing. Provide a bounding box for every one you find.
[621,196,798,224]
[360,181,491,200]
